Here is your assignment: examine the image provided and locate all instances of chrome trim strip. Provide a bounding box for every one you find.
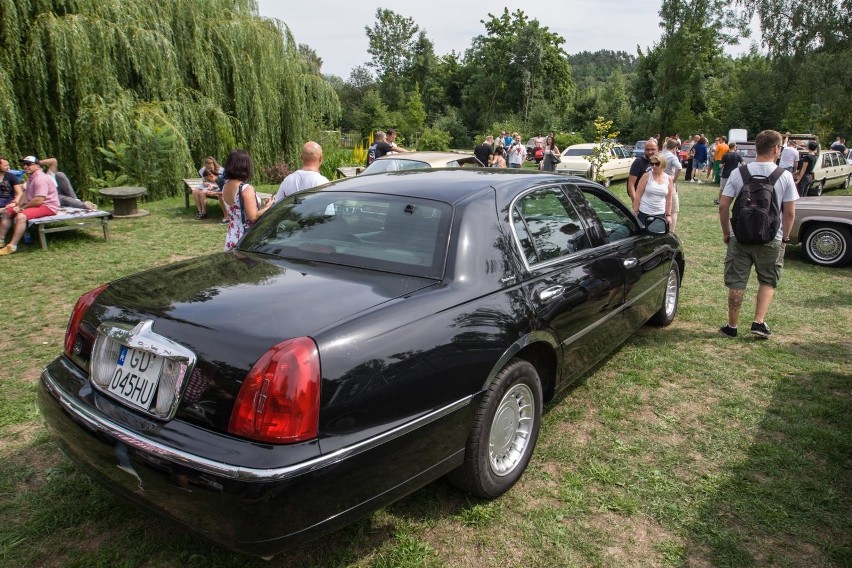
[43,369,473,482]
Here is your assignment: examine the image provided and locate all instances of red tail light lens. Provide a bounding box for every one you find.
[228,337,321,444]
[64,284,108,359]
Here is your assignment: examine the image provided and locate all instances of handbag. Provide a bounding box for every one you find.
[551,153,561,164]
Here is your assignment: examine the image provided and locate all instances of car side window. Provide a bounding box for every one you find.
[822,154,832,168]
[569,186,638,244]
[511,187,592,266]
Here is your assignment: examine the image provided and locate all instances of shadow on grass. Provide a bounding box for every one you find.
[0,427,481,567]
[682,367,852,567]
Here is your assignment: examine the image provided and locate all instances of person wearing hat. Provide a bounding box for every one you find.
[0,156,61,255]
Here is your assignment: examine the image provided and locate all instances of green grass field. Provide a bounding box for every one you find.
[1,178,849,567]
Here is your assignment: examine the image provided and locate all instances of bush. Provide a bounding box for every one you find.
[555,132,586,149]
[261,158,293,184]
[432,109,470,149]
[417,128,451,151]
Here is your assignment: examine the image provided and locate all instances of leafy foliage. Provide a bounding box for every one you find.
[1,0,339,196]
[587,117,619,183]
[417,128,451,151]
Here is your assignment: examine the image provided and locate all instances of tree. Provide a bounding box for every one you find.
[365,9,420,109]
[1,0,339,193]
[736,0,850,57]
[462,9,574,133]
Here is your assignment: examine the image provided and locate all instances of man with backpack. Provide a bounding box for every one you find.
[718,130,798,339]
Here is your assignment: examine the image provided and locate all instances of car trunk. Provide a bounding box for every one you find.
[79,251,437,433]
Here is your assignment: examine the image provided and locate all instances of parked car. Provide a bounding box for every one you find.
[804,149,852,196]
[679,141,693,167]
[555,143,634,187]
[361,151,482,174]
[633,140,646,158]
[39,169,684,557]
[789,196,852,267]
[735,141,757,165]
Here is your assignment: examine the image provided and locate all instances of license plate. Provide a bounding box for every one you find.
[107,346,163,410]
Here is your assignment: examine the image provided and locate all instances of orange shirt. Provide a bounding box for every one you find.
[715,142,729,161]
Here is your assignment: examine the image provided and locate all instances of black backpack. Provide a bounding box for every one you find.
[731,165,784,245]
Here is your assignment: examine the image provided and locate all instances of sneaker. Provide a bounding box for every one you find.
[719,324,737,338]
[220,218,229,224]
[0,244,16,256]
[750,321,771,338]
[713,199,720,205]
[84,201,98,210]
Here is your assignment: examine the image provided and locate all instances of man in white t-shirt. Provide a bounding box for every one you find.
[274,141,329,202]
[778,138,799,174]
[718,130,798,340]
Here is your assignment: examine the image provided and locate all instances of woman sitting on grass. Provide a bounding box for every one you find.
[222,149,273,251]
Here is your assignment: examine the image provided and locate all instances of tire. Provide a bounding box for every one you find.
[843,174,851,189]
[649,262,680,326]
[603,177,612,188]
[809,179,825,196]
[801,224,852,267]
[449,358,543,498]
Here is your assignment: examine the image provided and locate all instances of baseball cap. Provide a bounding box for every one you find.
[21,155,39,165]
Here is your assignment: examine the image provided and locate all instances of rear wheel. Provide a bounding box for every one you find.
[449,358,542,498]
[603,177,612,188]
[801,224,852,267]
[649,262,680,326]
[843,174,851,189]
[809,179,825,196]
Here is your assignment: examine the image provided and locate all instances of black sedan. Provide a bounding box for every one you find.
[39,169,684,558]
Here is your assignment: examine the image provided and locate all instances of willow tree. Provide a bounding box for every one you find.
[0,0,339,198]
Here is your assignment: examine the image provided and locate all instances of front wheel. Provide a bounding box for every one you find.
[449,358,543,498]
[802,224,852,267]
[843,174,851,189]
[603,177,612,188]
[649,262,680,326]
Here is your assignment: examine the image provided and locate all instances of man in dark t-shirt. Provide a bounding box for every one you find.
[474,136,494,166]
[366,131,396,166]
[716,143,744,204]
[0,157,23,208]
[627,138,658,203]
[794,141,818,196]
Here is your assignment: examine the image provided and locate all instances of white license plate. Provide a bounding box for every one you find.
[107,346,163,410]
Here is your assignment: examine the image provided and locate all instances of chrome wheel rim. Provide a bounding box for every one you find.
[489,383,535,477]
[807,229,845,263]
[664,268,678,317]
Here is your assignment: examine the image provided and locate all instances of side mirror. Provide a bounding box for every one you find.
[644,216,669,235]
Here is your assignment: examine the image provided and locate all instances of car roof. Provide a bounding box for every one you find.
[375,151,476,164]
[321,168,574,205]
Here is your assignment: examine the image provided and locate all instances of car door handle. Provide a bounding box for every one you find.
[538,285,565,302]
[623,258,638,269]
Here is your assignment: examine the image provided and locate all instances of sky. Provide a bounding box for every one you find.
[255,1,761,79]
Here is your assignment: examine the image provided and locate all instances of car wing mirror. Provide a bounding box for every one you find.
[644,216,669,235]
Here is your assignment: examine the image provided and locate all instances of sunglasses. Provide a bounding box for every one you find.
[651,161,663,166]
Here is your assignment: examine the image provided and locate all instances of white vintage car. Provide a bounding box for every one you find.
[554,143,634,187]
[806,150,852,195]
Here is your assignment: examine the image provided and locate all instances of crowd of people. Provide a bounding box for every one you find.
[473,131,561,171]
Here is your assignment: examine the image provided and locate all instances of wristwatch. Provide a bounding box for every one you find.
[782,237,791,243]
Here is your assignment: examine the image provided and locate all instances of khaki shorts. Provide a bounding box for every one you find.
[724,237,784,289]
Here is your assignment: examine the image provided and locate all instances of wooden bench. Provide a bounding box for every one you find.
[26,207,111,250]
[336,166,363,178]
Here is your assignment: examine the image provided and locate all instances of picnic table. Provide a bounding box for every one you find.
[26,207,111,250]
[99,186,148,218]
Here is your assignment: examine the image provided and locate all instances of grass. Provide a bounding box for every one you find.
[1,179,850,567]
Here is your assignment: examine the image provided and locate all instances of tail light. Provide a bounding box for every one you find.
[228,337,321,444]
[64,284,109,360]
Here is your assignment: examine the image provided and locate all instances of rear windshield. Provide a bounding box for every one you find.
[564,148,592,157]
[239,191,452,279]
[362,159,431,174]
